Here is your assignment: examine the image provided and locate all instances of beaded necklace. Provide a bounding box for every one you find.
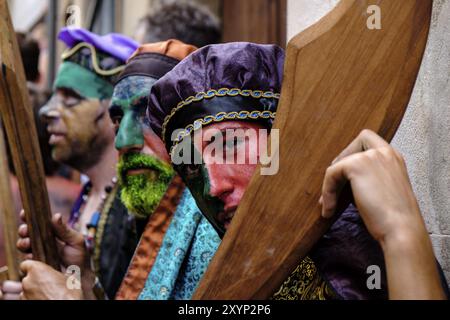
[69,177,118,253]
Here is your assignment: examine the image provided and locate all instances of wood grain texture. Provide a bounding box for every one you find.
[0,266,8,283]
[222,0,287,47]
[194,0,432,300]
[0,0,60,269]
[0,121,20,281]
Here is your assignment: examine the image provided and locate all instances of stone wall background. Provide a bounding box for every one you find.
[287,0,450,285]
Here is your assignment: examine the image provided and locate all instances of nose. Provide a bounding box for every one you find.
[205,162,234,200]
[115,112,144,155]
[39,102,60,124]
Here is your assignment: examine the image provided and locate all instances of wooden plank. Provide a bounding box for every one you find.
[194,0,432,299]
[0,121,21,281]
[222,0,287,47]
[0,0,60,269]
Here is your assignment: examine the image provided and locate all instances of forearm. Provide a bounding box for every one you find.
[381,226,446,300]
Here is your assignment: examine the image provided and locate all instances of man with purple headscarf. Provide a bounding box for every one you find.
[147,42,449,299]
[2,28,140,300]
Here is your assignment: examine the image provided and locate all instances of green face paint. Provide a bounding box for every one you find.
[110,76,157,149]
[118,152,174,218]
[111,76,174,218]
[54,62,114,99]
[174,145,226,237]
[40,89,112,171]
[172,121,265,238]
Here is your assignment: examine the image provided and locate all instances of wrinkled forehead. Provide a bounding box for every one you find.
[41,87,101,114]
[111,75,157,108]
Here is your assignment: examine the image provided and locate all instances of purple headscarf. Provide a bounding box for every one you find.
[147,42,284,151]
[54,27,139,99]
[59,27,139,62]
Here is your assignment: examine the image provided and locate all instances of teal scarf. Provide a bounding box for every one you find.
[138,188,221,300]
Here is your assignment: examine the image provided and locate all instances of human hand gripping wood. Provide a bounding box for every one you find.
[20,261,83,300]
[16,211,98,300]
[17,211,90,273]
[320,129,446,300]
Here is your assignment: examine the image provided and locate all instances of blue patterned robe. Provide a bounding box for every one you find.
[138,188,221,300]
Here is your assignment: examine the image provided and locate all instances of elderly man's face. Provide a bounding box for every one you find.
[39,87,114,171]
[174,121,266,236]
[110,75,174,218]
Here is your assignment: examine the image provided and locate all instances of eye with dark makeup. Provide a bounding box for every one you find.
[224,135,246,152]
[109,106,123,134]
[174,142,203,181]
[130,96,148,126]
[58,88,86,108]
[203,129,247,160]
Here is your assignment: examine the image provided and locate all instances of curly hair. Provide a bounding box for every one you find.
[137,0,221,48]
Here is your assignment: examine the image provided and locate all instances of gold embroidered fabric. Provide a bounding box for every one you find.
[272,256,335,300]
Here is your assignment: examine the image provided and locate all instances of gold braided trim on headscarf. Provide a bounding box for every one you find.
[61,42,125,76]
[161,88,280,144]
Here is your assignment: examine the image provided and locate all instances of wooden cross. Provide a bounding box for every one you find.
[193,0,433,299]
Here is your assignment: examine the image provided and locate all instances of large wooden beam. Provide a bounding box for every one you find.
[0,0,60,269]
[0,121,20,281]
[194,0,432,299]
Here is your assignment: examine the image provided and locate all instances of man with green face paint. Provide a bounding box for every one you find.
[111,47,177,219]
[9,40,221,301]
[109,41,221,300]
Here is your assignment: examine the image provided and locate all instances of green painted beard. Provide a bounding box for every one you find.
[118,153,175,219]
